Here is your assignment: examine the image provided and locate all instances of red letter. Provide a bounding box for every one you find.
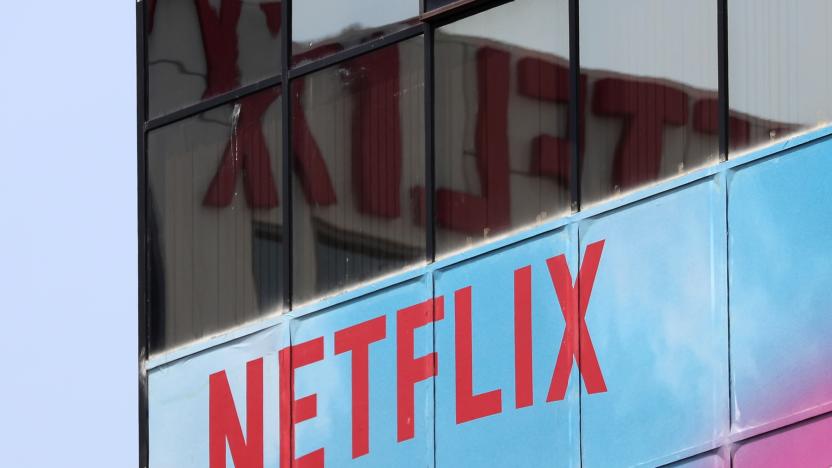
[692,98,750,150]
[203,90,281,209]
[203,84,337,209]
[291,79,338,207]
[279,338,324,468]
[334,316,387,459]
[148,0,158,32]
[194,0,242,98]
[514,266,534,408]
[209,358,263,468]
[259,2,282,37]
[436,46,511,234]
[397,297,444,441]
[546,241,607,402]
[517,57,587,187]
[592,79,688,190]
[344,44,403,218]
[454,286,502,423]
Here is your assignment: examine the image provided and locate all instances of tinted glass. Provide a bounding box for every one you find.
[729,0,832,155]
[292,38,426,304]
[434,0,571,257]
[292,0,419,66]
[147,87,284,352]
[580,0,718,205]
[147,0,283,118]
[425,0,459,11]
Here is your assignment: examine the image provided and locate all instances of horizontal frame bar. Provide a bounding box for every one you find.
[288,24,424,78]
[145,74,284,131]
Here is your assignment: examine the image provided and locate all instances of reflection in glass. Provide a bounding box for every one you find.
[292,38,426,304]
[147,0,283,118]
[434,0,571,257]
[291,0,418,66]
[729,0,832,155]
[580,0,718,205]
[147,87,284,352]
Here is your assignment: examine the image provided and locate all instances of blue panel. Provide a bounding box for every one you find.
[729,139,832,429]
[580,179,729,467]
[433,229,580,467]
[149,323,289,468]
[290,276,434,467]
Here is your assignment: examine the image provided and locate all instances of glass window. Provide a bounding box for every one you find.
[434,0,571,257]
[147,0,283,118]
[292,0,419,66]
[579,0,718,205]
[425,0,459,11]
[292,38,426,304]
[147,87,284,352]
[729,0,832,155]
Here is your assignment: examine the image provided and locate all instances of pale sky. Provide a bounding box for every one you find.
[0,1,137,466]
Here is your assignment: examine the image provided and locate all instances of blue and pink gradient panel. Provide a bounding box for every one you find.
[580,178,729,467]
[733,414,832,466]
[729,140,832,432]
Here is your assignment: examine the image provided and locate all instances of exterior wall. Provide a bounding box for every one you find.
[148,129,832,466]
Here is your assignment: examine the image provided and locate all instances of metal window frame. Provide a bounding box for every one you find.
[718,0,729,160]
[136,0,730,466]
[137,1,148,466]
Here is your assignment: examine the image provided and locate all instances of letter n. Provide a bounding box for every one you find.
[209,358,264,468]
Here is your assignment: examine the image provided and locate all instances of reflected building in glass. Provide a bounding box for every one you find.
[291,37,426,304]
[579,0,719,205]
[140,0,832,351]
[434,0,572,256]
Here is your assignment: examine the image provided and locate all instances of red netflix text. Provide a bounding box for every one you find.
[207,241,607,467]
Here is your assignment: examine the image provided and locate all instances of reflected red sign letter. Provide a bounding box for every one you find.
[436,46,511,234]
[593,79,687,190]
[194,0,242,98]
[345,45,403,218]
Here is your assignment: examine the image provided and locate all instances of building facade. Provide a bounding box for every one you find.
[138,0,832,466]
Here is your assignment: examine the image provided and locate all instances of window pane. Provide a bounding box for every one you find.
[729,0,832,155]
[434,0,571,257]
[580,0,718,205]
[425,0,458,11]
[147,0,283,118]
[292,38,426,304]
[291,0,418,66]
[147,87,284,352]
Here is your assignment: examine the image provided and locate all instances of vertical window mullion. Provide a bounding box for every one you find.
[718,0,729,160]
[137,1,149,468]
[569,0,581,212]
[282,0,293,309]
[425,22,436,263]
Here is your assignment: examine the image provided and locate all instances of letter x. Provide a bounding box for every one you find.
[546,240,607,401]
